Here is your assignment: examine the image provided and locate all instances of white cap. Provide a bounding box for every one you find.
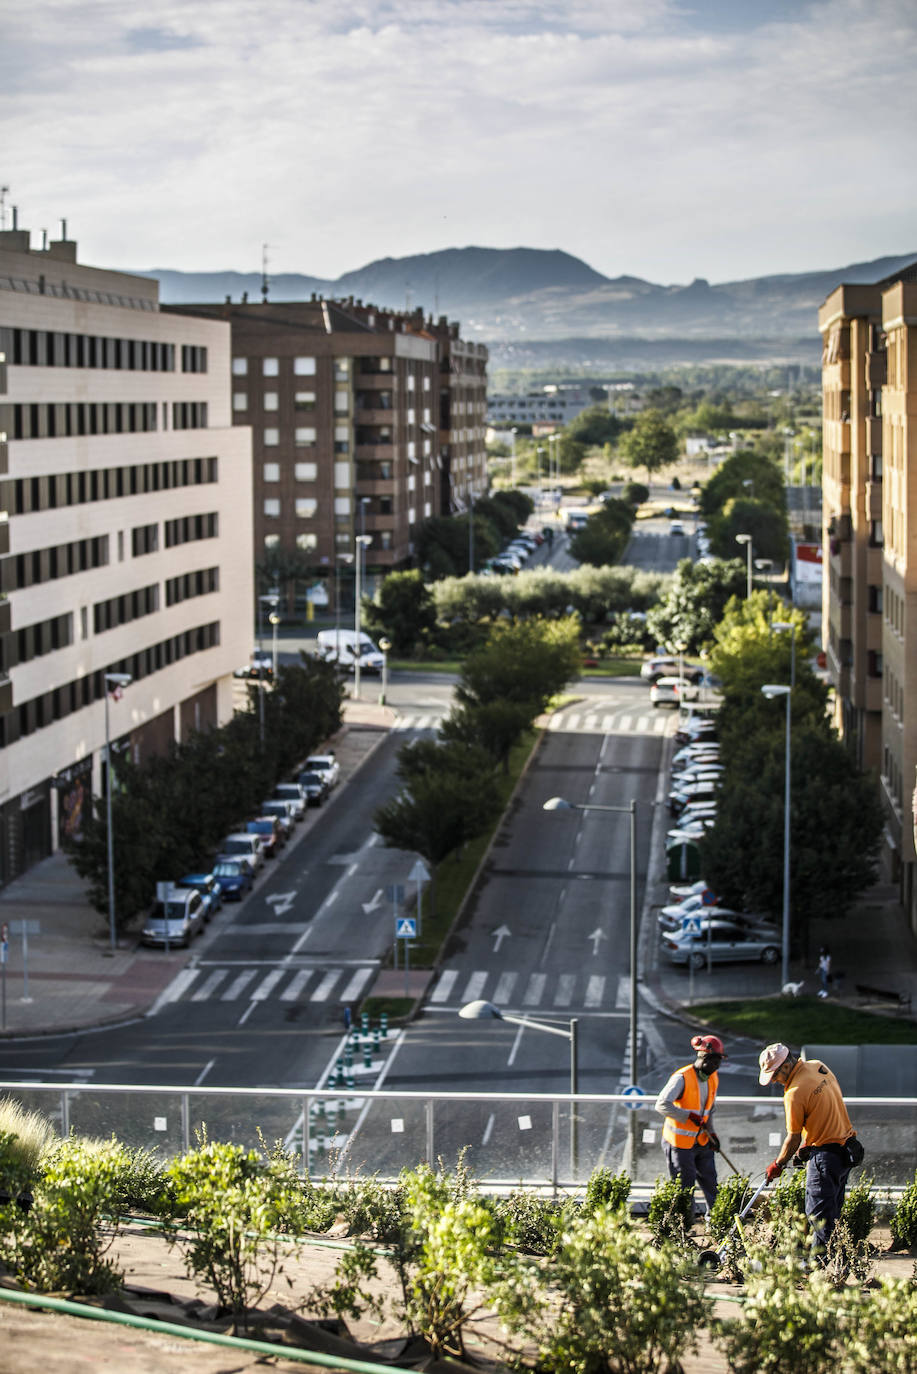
[758,1042,789,1086]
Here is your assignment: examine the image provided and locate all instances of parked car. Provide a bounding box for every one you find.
[247,816,284,857]
[305,753,340,789]
[212,857,254,900]
[641,656,704,685]
[651,676,699,708]
[296,770,327,806]
[669,520,685,536]
[234,649,273,680]
[672,744,720,768]
[669,780,719,815]
[662,919,781,969]
[273,782,307,820]
[220,832,265,872]
[658,898,744,934]
[668,878,714,901]
[178,872,223,919]
[672,765,724,786]
[667,818,716,844]
[259,799,296,838]
[675,716,718,744]
[142,887,206,947]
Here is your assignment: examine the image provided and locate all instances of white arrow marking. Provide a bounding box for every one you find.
[266,892,296,916]
[492,924,511,952]
[361,888,384,915]
[588,927,607,956]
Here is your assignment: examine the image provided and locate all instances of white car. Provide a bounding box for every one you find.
[669,520,685,536]
[273,782,307,821]
[305,753,340,789]
[651,676,699,707]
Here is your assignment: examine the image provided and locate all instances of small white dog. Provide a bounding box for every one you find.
[781,980,805,997]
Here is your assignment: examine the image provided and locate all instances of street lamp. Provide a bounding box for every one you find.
[762,683,792,989]
[468,490,475,574]
[543,796,639,1085]
[735,533,753,599]
[772,620,797,689]
[104,672,132,955]
[257,592,278,744]
[269,612,280,680]
[378,637,391,706]
[353,534,372,701]
[335,553,354,665]
[459,998,579,1170]
[510,427,518,489]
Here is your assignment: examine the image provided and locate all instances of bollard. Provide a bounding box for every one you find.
[363,1041,372,1069]
[380,1011,388,1038]
[346,1070,355,1089]
[345,1047,353,1068]
[335,1058,345,1087]
[372,1027,380,1052]
[361,1010,370,1035]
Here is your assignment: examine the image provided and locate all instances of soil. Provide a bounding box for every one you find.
[0,1222,913,1374]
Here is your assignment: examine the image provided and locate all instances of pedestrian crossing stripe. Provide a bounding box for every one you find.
[163,964,375,1006]
[430,968,630,1010]
[392,711,668,736]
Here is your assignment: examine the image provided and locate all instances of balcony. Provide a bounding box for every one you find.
[354,407,396,426]
[866,350,887,388]
[866,480,883,521]
[865,675,883,714]
[0,598,9,635]
[355,476,395,498]
[356,367,397,385]
[865,416,883,452]
[354,442,395,462]
[828,535,852,577]
[866,543,885,583]
[0,673,11,715]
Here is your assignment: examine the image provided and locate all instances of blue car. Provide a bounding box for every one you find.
[211,858,254,901]
[179,872,224,921]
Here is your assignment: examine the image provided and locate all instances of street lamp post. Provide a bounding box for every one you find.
[772,619,797,689]
[468,491,475,574]
[269,612,280,679]
[379,637,391,706]
[353,534,372,701]
[735,533,753,599]
[459,999,579,1172]
[335,553,354,665]
[543,796,639,1085]
[510,427,517,488]
[762,683,792,989]
[257,592,278,745]
[104,672,132,955]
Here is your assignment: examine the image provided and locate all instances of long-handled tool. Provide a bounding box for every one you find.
[697,1174,770,1270]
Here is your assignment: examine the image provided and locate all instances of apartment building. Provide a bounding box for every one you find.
[0,227,253,887]
[166,299,488,604]
[818,261,917,928]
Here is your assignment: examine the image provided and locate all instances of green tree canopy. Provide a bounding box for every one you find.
[646,557,746,654]
[699,449,786,521]
[568,499,634,568]
[565,405,622,447]
[620,409,679,483]
[708,496,789,565]
[363,569,436,655]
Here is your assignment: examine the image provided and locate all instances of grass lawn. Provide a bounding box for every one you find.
[691,997,917,1046]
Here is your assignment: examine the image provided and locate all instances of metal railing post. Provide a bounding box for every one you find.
[61,1087,70,1140]
[425,1098,434,1166]
[181,1093,190,1153]
[302,1094,310,1178]
[551,1100,559,1193]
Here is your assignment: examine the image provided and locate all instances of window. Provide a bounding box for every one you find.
[334,496,350,515]
[232,358,248,376]
[264,392,279,411]
[295,462,317,481]
[264,428,279,446]
[295,498,317,518]
[407,408,416,425]
[334,392,349,415]
[264,499,280,518]
[232,392,248,410]
[295,427,316,446]
[334,359,350,380]
[296,533,317,551]
[264,533,280,549]
[869,520,884,547]
[294,391,316,410]
[407,374,416,391]
[263,462,280,482]
[263,357,279,376]
[334,461,350,487]
[294,357,316,375]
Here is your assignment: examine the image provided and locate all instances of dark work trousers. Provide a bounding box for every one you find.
[805,1146,851,1251]
[663,1140,718,1209]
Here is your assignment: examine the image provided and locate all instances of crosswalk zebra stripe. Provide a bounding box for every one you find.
[191,970,229,1002]
[430,969,458,1003]
[164,969,199,1003]
[602,714,615,731]
[547,716,563,731]
[616,975,632,1010]
[252,969,286,1001]
[280,969,313,1002]
[462,971,488,1002]
[311,969,342,1002]
[584,975,605,1008]
[554,973,575,1006]
[618,715,633,730]
[493,971,517,1004]
[566,714,581,730]
[636,716,650,731]
[339,967,374,1002]
[222,969,258,1001]
[584,714,598,729]
[522,972,546,1005]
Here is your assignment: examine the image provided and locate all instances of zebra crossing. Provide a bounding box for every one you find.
[430,967,634,1012]
[163,962,377,1007]
[392,710,668,736]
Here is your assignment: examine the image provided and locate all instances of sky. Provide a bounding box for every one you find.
[4,0,917,285]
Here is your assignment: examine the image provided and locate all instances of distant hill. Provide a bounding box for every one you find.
[142,246,917,367]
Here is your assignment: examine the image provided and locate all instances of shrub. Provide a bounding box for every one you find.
[582,1165,630,1217]
[5,1137,129,1294]
[706,1171,754,1242]
[846,1275,917,1373]
[890,1168,917,1249]
[622,481,649,506]
[841,1174,877,1246]
[496,1204,710,1374]
[0,1097,56,1175]
[165,1140,298,1327]
[647,1174,695,1245]
[490,1189,565,1255]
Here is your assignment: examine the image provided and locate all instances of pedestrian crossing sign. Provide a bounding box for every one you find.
[395,917,417,939]
[682,914,703,937]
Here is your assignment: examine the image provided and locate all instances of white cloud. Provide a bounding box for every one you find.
[5,0,917,283]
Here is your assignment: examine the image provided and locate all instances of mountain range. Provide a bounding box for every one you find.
[144,246,917,369]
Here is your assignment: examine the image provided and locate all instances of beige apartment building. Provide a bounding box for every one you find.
[0,227,253,887]
[166,299,488,607]
[819,261,917,928]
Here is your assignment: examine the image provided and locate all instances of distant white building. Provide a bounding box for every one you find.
[487,385,603,428]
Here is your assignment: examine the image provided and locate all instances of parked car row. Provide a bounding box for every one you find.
[141,751,340,948]
[484,526,545,576]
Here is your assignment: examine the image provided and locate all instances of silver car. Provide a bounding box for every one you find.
[662,918,780,969]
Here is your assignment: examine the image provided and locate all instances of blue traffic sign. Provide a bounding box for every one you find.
[395,917,417,939]
[622,1085,647,1110]
[682,914,703,937]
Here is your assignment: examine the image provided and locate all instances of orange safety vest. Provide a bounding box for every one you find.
[662,1063,719,1149]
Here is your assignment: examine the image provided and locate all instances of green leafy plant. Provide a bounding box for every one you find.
[165,1140,298,1328]
[846,1275,917,1373]
[490,1189,566,1255]
[841,1174,877,1246]
[0,1098,56,1174]
[890,1168,917,1249]
[496,1204,710,1374]
[582,1165,631,1217]
[706,1171,754,1242]
[647,1174,695,1246]
[766,1163,807,1222]
[6,1137,129,1294]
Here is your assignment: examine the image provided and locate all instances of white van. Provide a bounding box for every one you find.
[316,629,384,674]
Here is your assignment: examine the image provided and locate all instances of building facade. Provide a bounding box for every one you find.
[166,299,488,606]
[0,228,253,887]
[819,263,917,928]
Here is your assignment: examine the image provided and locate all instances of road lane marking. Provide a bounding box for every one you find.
[567,714,581,730]
[493,971,517,1004]
[462,971,488,1002]
[222,969,257,1000]
[554,974,575,1006]
[615,976,632,1009]
[159,969,199,1004]
[584,975,605,1008]
[311,970,342,1001]
[339,967,374,1002]
[237,1000,257,1026]
[280,969,313,1002]
[194,1058,215,1086]
[252,969,286,1000]
[584,714,597,729]
[430,970,458,1003]
[191,970,229,1002]
[482,1113,495,1145]
[636,715,650,731]
[522,973,546,1005]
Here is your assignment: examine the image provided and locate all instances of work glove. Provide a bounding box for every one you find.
[765,1160,784,1184]
[706,1129,721,1152]
[688,1112,705,1128]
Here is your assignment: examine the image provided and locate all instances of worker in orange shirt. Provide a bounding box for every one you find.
[759,1042,864,1255]
[654,1033,725,1211]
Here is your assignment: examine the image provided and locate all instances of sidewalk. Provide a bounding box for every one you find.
[0,700,394,1039]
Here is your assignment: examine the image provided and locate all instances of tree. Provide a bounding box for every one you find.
[699,449,785,522]
[646,557,746,654]
[708,497,789,565]
[620,409,679,483]
[565,405,622,447]
[363,570,436,656]
[568,499,634,568]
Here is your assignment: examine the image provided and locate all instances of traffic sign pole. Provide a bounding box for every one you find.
[1,923,7,1031]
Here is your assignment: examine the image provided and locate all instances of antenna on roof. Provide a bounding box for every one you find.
[261,243,270,303]
[0,187,9,231]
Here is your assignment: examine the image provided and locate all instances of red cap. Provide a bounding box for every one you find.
[691,1033,726,1057]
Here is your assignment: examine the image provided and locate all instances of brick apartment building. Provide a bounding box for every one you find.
[819,261,917,928]
[165,298,488,608]
[0,226,253,887]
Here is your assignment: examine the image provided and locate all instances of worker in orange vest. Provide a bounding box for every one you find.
[654,1033,725,1211]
